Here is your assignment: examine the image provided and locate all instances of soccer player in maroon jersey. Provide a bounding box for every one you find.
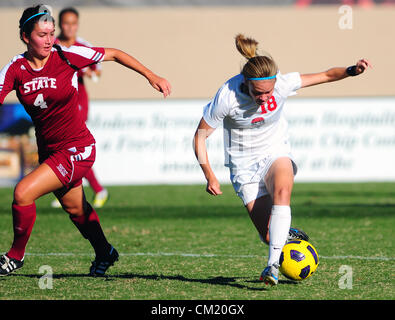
[50,7,108,209]
[0,5,171,276]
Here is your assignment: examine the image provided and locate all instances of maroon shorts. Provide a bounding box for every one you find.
[42,144,96,190]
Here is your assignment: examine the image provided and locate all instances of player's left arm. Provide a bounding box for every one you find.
[300,58,372,89]
[103,48,171,98]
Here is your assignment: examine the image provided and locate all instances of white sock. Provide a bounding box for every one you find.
[267,205,291,266]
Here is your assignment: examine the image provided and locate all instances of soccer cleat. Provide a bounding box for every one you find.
[89,245,119,277]
[92,189,109,208]
[260,263,279,286]
[287,227,309,242]
[0,254,24,276]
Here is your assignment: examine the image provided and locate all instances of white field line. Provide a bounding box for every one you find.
[20,252,395,261]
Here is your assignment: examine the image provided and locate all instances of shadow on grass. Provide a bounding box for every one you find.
[110,273,270,291]
[246,278,298,285]
[2,272,300,291]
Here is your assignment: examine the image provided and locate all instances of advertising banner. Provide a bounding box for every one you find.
[1,98,395,186]
[86,98,395,184]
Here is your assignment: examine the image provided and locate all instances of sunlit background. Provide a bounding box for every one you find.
[1,0,394,186]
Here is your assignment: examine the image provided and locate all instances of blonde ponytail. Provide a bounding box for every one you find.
[235,33,278,80]
[235,34,258,59]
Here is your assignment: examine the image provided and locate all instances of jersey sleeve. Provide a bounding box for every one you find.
[0,60,17,105]
[75,37,102,72]
[202,84,231,129]
[277,72,302,97]
[61,45,105,70]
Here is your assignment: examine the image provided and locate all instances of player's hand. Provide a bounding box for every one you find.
[206,177,223,196]
[147,74,172,98]
[355,58,372,75]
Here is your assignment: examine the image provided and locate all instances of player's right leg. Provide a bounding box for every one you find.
[260,157,294,285]
[245,195,281,285]
[1,163,63,276]
[242,158,309,285]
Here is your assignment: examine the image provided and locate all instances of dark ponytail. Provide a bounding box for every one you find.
[53,44,80,71]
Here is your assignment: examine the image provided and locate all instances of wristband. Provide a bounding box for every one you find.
[346,65,358,76]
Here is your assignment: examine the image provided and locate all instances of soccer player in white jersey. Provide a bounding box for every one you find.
[193,34,371,285]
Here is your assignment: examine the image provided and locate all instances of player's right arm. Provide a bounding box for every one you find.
[193,118,222,196]
[193,85,231,196]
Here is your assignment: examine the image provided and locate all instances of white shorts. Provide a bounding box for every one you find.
[230,153,297,206]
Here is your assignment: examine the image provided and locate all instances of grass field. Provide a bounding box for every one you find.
[0,183,394,300]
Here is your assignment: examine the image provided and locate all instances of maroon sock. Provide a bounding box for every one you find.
[69,202,111,258]
[84,168,104,194]
[7,203,37,261]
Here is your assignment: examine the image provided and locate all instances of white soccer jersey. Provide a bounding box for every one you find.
[203,72,301,176]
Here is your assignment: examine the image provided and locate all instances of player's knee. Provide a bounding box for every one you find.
[13,183,32,205]
[63,204,84,216]
[273,186,292,205]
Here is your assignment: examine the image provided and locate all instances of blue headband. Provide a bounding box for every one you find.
[22,12,49,28]
[247,75,277,81]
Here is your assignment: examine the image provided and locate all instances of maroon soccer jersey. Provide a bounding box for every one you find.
[0,45,104,154]
[54,37,101,81]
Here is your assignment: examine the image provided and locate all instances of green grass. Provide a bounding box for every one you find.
[0,183,394,300]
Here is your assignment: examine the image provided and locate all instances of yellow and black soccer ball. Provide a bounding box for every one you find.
[279,240,319,281]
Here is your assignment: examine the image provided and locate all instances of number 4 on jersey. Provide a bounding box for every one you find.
[34,93,48,109]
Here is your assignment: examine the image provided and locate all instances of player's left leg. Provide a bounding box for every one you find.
[55,184,118,276]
